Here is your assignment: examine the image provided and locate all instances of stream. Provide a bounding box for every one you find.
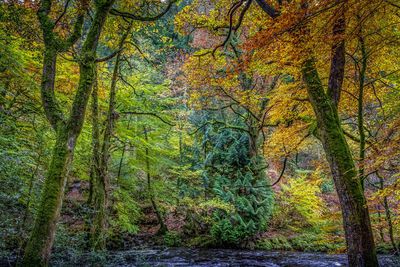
[101,248,399,267]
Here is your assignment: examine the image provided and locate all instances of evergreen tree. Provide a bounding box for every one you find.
[192,110,274,246]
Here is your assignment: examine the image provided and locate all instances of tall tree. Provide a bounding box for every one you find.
[21,0,114,265]
[22,0,177,265]
[254,1,379,265]
[91,21,133,251]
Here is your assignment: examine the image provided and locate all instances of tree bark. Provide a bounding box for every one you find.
[327,4,346,108]
[357,25,367,189]
[88,71,100,206]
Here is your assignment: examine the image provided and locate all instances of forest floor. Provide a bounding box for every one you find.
[57,179,397,256]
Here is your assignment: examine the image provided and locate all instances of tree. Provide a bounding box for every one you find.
[22,0,177,265]
[255,1,379,265]
[21,1,115,265]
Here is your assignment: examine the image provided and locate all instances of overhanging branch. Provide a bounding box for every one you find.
[110,0,176,21]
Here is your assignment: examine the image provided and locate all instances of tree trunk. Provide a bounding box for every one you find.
[88,72,100,206]
[377,209,385,242]
[357,27,367,189]
[92,23,132,250]
[21,1,115,265]
[21,124,75,266]
[302,58,379,267]
[383,196,397,252]
[143,125,167,235]
[253,1,378,264]
[378,172,397,252]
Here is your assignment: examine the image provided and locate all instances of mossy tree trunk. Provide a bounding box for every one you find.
[92,23,132,250]
[21,0,115,266]
[254,1,379,265]
[357,23,367,190]
[302,58,378,267]
[88,71,100,206]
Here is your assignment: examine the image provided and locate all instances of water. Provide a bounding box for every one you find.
[2,248,396,266]
[108,248,399,267]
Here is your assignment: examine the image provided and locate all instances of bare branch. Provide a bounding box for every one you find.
[96,48,123,62]
[110,0,176,21]
[269,155,287,186]
[54,0,71,26]
[254,0,279,19]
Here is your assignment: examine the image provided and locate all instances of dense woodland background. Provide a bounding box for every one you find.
[0,0,400,266]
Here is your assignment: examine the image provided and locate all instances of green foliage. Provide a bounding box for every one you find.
[256,236,292,251]
[110,188,141,235]
[185,235,215,248]
[189,110,274,246]
[321,179,334,194]
[270,174,324,230]
[255,232,343,252]
[164,231,183,247]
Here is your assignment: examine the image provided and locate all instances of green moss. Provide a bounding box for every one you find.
[21,125,73,266]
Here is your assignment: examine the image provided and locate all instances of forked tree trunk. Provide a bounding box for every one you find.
[21,1,115,265]
[302,59,378,267]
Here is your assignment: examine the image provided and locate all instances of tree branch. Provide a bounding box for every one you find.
[254,0,279,19]
[54,0,71,26]
[269,155,287,186]
[96,48,123,62]
[110,0,176,21]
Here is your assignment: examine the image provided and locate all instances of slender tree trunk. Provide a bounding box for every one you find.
[383,196,397,252]
[92,23,132,250]
[117,144,126,184]
[88,70,103,245]
[378,172,397,252]
[88,72,100,206]
[143,125,167,235]
[377,209,385,242]
[357,26,367,189]
[21,1,115,265]
[302,58,378,267]
[116,116,131,183]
